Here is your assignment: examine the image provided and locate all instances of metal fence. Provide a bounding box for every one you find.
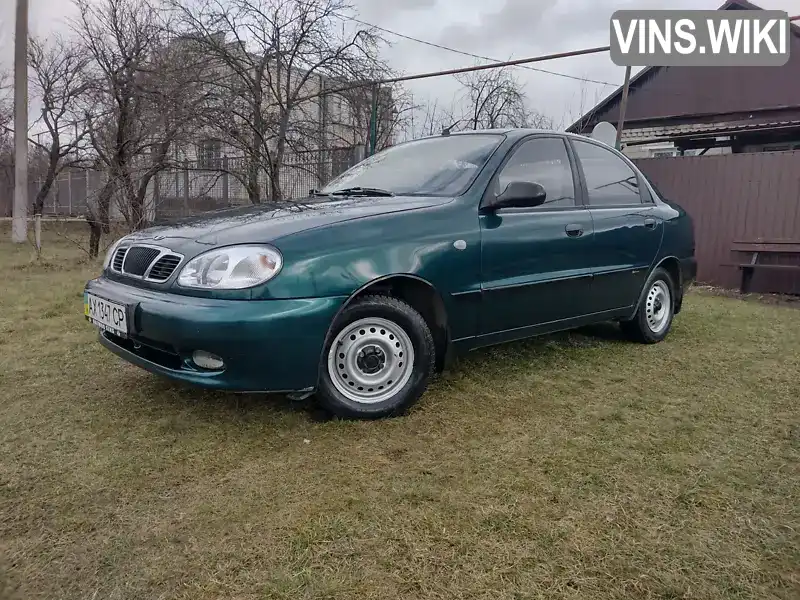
[635,150,800,295]
[0,162,81,218]
[153,146,361,221]
[0,146,362,222]
[37,169,104,217]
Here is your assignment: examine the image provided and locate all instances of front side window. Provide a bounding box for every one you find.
[321,134,503,197]
[494,137,576,208]
[573,140,642,206]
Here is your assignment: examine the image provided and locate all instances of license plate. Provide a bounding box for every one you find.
[85,293,128,338]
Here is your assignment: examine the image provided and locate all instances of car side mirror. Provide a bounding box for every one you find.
[491,181,547,210]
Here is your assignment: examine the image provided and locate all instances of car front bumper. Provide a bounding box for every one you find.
[85,277,346,393]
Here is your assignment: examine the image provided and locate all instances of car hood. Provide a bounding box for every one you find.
[123,195,451,253]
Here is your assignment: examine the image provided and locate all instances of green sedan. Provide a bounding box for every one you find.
[84,129,696,419]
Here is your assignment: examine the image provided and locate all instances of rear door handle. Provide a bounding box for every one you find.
[565,224,584,237]
[644,218,658,229]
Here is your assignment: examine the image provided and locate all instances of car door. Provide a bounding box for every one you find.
[570,138,664,312]
[478,135,595,338]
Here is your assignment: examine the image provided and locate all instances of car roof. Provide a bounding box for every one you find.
[444,128,595,142]
[446,128,551,137]
[408,128,618,154]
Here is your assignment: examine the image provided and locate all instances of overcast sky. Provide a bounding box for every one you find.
[1,0,797,126]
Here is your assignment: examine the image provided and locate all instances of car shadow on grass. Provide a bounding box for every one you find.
[445,320,631,380]
[118,369,318,422]
[574,321,630,342]
[112,320,631,426]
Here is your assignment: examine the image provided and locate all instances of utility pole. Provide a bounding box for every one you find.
[615,65,632,151]
[11,0,29,243]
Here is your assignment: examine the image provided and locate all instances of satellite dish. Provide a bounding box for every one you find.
[591,121,618,147]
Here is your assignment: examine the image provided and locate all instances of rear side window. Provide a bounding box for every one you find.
[573,140,642,206]
[495,137,576,208]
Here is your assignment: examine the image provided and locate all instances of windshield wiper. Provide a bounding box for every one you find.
[329,187,395,197]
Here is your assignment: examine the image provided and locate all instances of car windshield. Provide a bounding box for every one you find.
[320,134,504,197]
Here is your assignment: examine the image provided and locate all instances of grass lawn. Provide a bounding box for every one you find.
[0,227,798,600]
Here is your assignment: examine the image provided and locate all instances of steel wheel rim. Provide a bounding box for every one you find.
[327,317,415,404]
[645,280,671,334]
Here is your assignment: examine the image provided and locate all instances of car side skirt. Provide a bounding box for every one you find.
[454,306,633,353]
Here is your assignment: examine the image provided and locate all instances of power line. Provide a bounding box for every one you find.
[337,15,618,88]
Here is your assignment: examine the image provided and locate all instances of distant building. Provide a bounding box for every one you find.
[169,33,395,175]
[568,0,800,159]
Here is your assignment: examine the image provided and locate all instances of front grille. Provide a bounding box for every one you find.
[148,254,182,281]
[111,247,127,271]
[122,247,161,276]
[109,244,184,281]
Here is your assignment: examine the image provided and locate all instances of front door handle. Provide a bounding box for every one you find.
[644,218,658,229]
[565,224,584,237]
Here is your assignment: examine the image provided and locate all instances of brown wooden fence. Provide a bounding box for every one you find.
[635,151,800,295]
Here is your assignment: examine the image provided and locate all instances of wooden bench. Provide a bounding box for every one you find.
[729,240,800,293]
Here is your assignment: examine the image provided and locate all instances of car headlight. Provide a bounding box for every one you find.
[103,238,124,269]
[177,245,283,290]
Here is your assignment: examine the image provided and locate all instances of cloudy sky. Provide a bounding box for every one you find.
[1,0,797,126]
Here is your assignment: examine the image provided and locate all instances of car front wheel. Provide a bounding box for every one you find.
[621,267,676,343]
[316,295,435,419]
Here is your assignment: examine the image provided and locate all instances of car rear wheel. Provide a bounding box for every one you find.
[316,295,435,419]
[621,267,676,344]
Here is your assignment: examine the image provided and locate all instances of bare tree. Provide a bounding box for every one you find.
[403,96,461,141]
[75,0,207,257]
[172,0,383,203]
[27,36,91,217]
[455,67,554,131]
[0,71,11,148]
[0,71,13,214]
[562,79,611,133]
[0,71,49,228]
[330,83,413,152]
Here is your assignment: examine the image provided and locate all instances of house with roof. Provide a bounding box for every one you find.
[568,0,800,158]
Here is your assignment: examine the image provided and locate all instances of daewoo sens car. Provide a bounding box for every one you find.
[84,130,696,419]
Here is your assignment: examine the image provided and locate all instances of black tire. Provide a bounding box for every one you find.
[316,295,435,419]
[621,267,676,344]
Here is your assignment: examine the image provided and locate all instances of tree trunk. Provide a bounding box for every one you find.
[34,213,42,256]
[34,169,57,216]
[99,188,111,234]
[272,114,289,202]
[250,81,264,205]
[269,158,281,202]
[88,220,101,258]
[86,187,111,259]
[91,179,115,248]
[247,156,261,204]
[130,192,146,230]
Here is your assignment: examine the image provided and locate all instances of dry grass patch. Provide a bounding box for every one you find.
[0,230,798,599]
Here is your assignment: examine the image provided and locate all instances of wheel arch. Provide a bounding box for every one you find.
[323,274,452,373]
[628,256,683,320]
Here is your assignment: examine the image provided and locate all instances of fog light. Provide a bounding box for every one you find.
[192,350,225,370]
